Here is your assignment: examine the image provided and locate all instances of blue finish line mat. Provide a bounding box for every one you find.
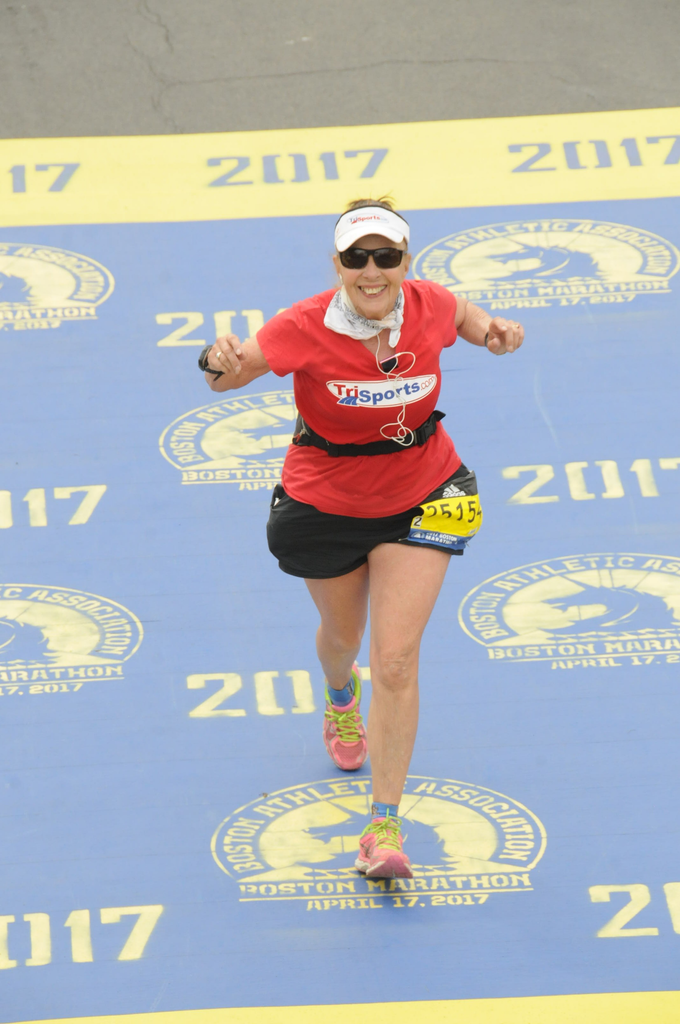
[1,108,680,1023]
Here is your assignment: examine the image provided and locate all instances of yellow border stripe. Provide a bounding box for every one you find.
[12,991,680,1024]
[2,107,680,227]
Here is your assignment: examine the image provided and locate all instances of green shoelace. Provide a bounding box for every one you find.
[325,676,363,742]
[361,816,403,850]
[324,696,363,742]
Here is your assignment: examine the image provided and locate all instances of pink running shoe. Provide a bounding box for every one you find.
[355,816,413,879]
[323,663,368,771]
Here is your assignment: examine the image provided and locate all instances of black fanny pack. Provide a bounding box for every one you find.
[291,410,445,458]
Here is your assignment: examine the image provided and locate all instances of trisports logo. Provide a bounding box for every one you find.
[326,375,436,407]
[159,390,296,489]
[0,584,142,684]
[211,775,546,911]
[459,553,680,670]
[0,242,114,331]
[413,219,679,310]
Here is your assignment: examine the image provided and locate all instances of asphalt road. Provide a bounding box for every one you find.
[2,0,679,137]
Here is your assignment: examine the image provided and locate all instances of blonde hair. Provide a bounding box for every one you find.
[343,196,397,213]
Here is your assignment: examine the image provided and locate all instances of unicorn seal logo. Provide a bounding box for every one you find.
[0,584,142,687]
[211,775,546,911]
[0,242,114,331]
[459,553,680,670]
[413,219,679,310]
[160,390,296,491]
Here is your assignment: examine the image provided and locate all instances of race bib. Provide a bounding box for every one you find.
[407,494,483,551]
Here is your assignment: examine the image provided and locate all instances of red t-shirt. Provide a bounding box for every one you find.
[256,279,461,517]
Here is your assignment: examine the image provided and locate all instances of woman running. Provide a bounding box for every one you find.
[201,198,524,879]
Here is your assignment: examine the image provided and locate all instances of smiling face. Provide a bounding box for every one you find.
[333,233,411,321]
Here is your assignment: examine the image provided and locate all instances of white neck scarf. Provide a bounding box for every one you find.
[324,287,405,349]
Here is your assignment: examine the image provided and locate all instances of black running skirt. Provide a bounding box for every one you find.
[266,463,479,579]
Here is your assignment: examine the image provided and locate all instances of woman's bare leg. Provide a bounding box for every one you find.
[305,564,369,692]
[305,544,449,797]
[366,543,450,805]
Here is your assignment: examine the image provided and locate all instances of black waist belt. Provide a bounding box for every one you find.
[291,410,445,457]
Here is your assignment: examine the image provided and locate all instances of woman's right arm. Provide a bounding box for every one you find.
[204,333,272,392]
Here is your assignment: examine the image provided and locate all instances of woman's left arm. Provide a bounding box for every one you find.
[455,295,524,355]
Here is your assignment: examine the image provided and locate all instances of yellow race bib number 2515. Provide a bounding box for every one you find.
[415,495,483,539]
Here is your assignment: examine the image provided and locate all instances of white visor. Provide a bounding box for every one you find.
[334,207,410,252]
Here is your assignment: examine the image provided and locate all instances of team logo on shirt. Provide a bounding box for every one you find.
[0,584,142,691]
[327,375,436,407]
[459,553,680,670]
[412,219,679,310]
[0,242,114,331]
[211,774,546,912]
[160,389,296,490]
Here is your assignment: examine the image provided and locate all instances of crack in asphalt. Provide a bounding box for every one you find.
[124,0,179,131]
[159,55,561,89]
[139,0,175,54]
[113,47,611,130]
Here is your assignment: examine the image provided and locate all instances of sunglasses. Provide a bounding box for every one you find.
[338,247,406,270]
